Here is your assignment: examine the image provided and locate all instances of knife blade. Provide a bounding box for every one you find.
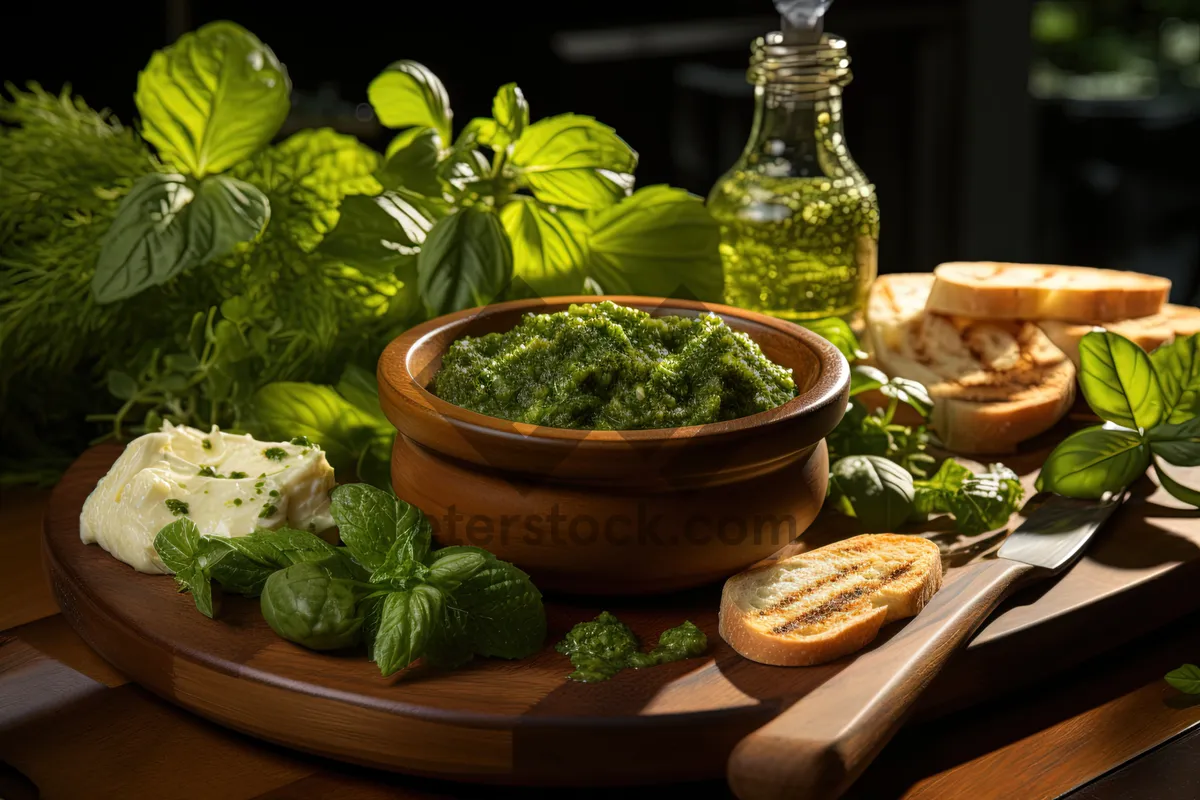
[997,491,1127,574]
[728,490,1129,800]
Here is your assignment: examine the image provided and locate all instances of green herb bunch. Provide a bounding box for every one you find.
[0,20,723,485]
[155,483,545,676]
[1039,330,1200,504]
[318,62,724,314]
[813,320,1026,535]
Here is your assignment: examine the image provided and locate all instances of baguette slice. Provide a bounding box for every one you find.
[927,262,1170,322]
[1040,304,1200,367]
[719,534,942,667]
[867,273,1076,454]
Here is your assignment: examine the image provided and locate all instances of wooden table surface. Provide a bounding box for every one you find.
[4,486,1200,800]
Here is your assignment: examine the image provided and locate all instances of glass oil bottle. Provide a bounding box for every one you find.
[708,33,879,321]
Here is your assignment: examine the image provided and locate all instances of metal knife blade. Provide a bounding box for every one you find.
[997,491,1127,574]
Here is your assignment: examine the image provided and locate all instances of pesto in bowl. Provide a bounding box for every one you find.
[432,301,797,430]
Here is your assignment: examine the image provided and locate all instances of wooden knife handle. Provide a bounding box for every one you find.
[727,557,1036,800]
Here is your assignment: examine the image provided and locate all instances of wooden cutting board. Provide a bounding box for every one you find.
[42,442,1200,786]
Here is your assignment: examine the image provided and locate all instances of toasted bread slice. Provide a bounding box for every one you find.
[867,273,1076,454]
[927,262,1170,322]
[1040,304,1200,367]
[719,534,943,667]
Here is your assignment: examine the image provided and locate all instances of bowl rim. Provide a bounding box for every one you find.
[378,295,850,445]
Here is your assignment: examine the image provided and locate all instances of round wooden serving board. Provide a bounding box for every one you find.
[43,442,1200,786]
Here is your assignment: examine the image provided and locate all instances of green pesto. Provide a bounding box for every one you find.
[262,447,288,461]
[433,301,796,430]
[165,499,190,516]
[259,503,278,519]
[555,611,708,683]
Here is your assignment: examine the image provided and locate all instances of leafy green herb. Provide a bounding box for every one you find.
[331,483,431,571]
[262,447,287,461]
[1041,331,1200,504]
[261,560,373,651]
[829,455,915,532]
[1165,663,1200,694]
[290,436,312,447]
[165,499,190,516]
[417,205,513,317]
[153,519,218,616]
[555,612,707,683]
[258,503,278,519]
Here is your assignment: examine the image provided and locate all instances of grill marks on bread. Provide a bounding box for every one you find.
[719,534,944,666]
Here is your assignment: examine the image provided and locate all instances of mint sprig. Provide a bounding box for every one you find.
[1040,331,1200,504]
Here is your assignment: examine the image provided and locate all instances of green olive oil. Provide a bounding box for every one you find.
[709,34,879,321]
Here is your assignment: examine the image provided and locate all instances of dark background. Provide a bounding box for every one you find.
[4,0,1198,300]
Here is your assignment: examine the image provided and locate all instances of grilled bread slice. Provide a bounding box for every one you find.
[866,273,1076,454]
[927,262,1170,322]
[1040,304,1200,367]
[719,534,942,667]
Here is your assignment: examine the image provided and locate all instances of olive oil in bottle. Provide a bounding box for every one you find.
[709,33,878,321]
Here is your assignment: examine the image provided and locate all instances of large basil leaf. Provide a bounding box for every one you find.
[93,173,268,303]
[500,196,588,297]
[584,186,724,302]
[153,519,219,618]
[371,584,446,676]
[135,21,290,178]
[429,547,546,659]
[848,365,887,397]
[912,458,973,516]
[829,455,915,532]
[1151,333,1200,424]
[491,83,529,147]
[318,192,436,276]
[368,61,452,145]
[510,114,636,208]
[207,527,350,596]
[1077,331,1163,430]
[377,128,443,197]
[249,382,393,478]
[1037,427,1149,499]
[946,465,1024,535]
[417,207,513,315]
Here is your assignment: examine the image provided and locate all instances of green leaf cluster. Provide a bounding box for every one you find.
[813,325,1024,534]
[323,65,725,315]
[1039,331,1200,505]
[153,483,546,676]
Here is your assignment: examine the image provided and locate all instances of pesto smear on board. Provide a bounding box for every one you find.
[433,301,797,430]
[555,612,708,683]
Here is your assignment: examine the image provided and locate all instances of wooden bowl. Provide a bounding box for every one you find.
[377,296,849,594]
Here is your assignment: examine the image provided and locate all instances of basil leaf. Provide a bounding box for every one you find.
[801,317,865,361]
[377,128,443,197]
[425,546,490,592]
[318,192,435,276]
[912,458,973,516]
[946,466,1024,536]
[1152,457,1200,506]
[207,527,349,596]
[93,173,269,303]
[330,483,431,571]
[880,377,933,419]
[848,365,887,397]
[368,60,453,145]
[828,455,915,532]
[431,548,546,659]
[1148,417,1200,466]
[154,519,220,618]
[1037,427,1149,499]
[372,584,446,676]
[510,114,636,208]
[1077,331,1163,430]
[492,82,529,145]
[249,382,393,480]
[261,561,369,651]
[135,21,289,178]
[417,206,513,316]
[1165,663,1200,694]
[1151,333,1200,423]
[584,186,724,303]
[500,196,589,297]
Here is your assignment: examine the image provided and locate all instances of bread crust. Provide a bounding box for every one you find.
[1040,304,1200,367]
[719,534,943,667]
